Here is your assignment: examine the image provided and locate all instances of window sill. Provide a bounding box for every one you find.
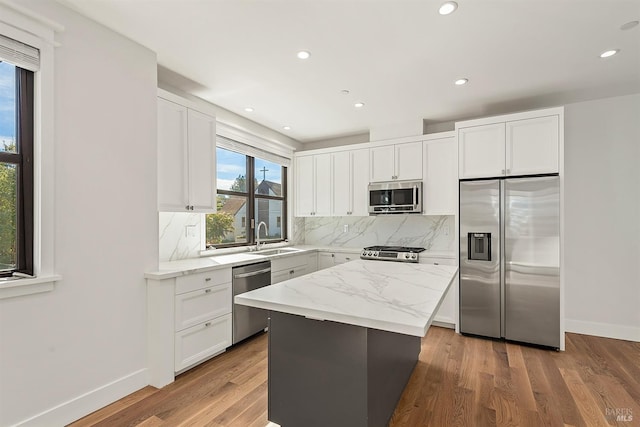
[0,274,62,300]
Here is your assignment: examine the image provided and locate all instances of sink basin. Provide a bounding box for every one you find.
[252,248,301,256]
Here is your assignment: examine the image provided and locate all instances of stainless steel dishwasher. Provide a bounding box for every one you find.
[232,261,271,344]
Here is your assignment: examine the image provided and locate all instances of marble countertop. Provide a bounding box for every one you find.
[145,245,456,281]
[235,259,458,337]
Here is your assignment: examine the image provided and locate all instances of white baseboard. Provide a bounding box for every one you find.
[13,368,148,427]
[431,320,456,330]
[565,319,640,342]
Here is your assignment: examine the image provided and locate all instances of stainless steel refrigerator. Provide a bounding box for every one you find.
[459,175,560,348]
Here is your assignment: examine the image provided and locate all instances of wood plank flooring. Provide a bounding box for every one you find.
[68,327,640,427]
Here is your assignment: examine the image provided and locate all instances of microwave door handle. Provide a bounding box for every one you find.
[414,185,419,205]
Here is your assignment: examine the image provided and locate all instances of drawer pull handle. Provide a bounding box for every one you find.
[205,277,211,282]
[204,289,212,293]
[289,270,294,274]
[205,322,212,327]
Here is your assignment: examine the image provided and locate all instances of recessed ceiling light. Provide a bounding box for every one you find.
[599,49,619,58]
[455,78,468,85]
[283,126,291,131]
[340,89,350,95]
[620,20,639,31]
[244,107,254,112]
[439,1,458,15]
[297,50,311,59]
[354,102,365,108]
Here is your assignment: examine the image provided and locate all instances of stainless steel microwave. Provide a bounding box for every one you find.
[368,181,422,214]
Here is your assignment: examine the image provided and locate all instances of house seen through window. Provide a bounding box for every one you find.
[206,145,287,247]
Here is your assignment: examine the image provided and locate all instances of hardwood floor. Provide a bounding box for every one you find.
[69,327,640,427]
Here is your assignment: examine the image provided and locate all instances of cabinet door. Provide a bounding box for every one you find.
[458,123,506,179]
[174,313,232,372]
[395,141,423,180]
[351,149,370,216]
[314,154,332,216]
[317,252,335,270]
[187,109,217,212]
[424,138,457,215]
[506,115,559,176]
[370,145,395,182]
[295,156,315,216]
[332,151,351,216]
[158,98,189,211]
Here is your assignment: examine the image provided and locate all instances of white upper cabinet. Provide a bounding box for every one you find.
[332,148,370,216]
[457,108,562,179]
[423,136,457,215]
[370,141,422,182]
[295,153,331,217]
[458,123,506,179]
[506,115,559,176]
[157,96,216,212]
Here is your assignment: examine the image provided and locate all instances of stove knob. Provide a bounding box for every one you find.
[373,252,378,257]
[411,254,417,259]
[404,254,409,259]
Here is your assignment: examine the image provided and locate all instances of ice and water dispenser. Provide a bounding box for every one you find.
[468,232,491,261]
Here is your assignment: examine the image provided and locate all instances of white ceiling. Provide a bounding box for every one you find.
[61,0,640,143]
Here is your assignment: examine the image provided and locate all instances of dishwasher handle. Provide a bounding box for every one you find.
[233,267,272,279]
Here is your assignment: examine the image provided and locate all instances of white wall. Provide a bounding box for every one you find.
[564,93,640,342]
[0,2,158,426]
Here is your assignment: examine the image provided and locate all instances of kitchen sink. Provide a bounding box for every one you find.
[252,248,301,256]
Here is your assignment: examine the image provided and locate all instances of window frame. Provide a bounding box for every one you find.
[208,146,288,249]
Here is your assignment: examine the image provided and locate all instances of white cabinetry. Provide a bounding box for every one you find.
[317,251,359,270]
[271,253,313,284]
[332,149,370,216]
[457,108,561,179]
[421,256,458,328]
[147,268,232,387]
[158,93,216,212]
[423,135,458,215]
[295,153,331,217]
[370,141,422,182]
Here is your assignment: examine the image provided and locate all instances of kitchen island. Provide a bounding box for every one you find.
[235,259,458,427]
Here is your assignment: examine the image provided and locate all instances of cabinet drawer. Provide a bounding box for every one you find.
[174,313,232,372]
[175,268,232,294]
[175,282,232,331]
[271,254,308,272]
[334,253,357,264]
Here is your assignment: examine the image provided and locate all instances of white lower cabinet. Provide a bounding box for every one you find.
[147,268,232,387]
[174,313,232,372]
[421,257,458,328]
[317,251,359,270]
[271,253,315,284]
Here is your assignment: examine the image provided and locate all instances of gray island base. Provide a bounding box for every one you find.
[234,260,459,427]
[268,311,420,427]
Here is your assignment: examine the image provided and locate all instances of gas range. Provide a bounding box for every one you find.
[360,246,426,263]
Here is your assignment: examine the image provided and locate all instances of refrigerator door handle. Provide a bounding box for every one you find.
[499,180,506,338]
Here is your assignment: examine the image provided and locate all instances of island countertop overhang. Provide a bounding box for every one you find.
[234,259,458,337]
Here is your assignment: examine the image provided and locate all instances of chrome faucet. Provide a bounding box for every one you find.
[256,221,268,251]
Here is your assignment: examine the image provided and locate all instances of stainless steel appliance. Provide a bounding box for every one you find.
[360,246,425,263]
[232,261,271,344]
[368,181,422,214]
[459,175,560,348]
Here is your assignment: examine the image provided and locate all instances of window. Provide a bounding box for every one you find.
[206,145,287,247]
[0,60,34,277]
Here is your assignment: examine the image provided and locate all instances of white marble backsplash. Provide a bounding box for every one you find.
[298,215,455,251]
[159,213,454,262]
[159,212,202,262]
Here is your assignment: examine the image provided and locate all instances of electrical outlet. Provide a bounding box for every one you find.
[343,224,349,233]
[186,224,197,237]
